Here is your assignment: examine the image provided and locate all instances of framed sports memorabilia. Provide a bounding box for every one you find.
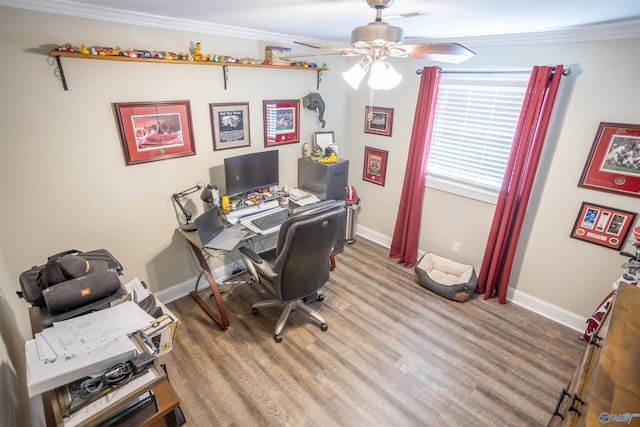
[578,122,640,198]
[263,100,300,147]
[570,201,637,250]
[114,101,195,165]
[363,146,389,186]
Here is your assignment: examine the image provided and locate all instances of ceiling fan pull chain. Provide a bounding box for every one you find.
[368,88,376,119]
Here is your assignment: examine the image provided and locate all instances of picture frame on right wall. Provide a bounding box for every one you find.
[570,201,637,250]
[364,106,394,137]
[578,122,640,198]
[363,146,388,186]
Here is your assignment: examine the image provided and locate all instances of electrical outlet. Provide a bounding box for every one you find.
[451,241,460,253]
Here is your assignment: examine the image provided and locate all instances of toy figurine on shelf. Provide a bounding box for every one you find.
[79,44,90,55]
[54,44,76,53]
[192,42,211,61]
[128,48,137,58]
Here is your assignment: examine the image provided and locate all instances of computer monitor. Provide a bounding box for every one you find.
[224,150,279,197]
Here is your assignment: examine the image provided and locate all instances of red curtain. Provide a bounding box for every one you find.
[389,66,441,268]
[476,65,564,303]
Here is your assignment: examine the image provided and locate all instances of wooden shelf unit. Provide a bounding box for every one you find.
[48,51,328,91]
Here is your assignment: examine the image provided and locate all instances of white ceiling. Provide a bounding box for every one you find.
[4,0,640,46]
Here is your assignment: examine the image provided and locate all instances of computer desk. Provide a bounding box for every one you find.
[178,206,336,331]
[178,227,234,330]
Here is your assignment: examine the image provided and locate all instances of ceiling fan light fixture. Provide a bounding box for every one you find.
[367,61,402,90]
[342,57,371,89]
[351,22,404,46]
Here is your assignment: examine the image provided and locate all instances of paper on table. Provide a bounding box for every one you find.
[291,194,321,206]
[40,301,153,357]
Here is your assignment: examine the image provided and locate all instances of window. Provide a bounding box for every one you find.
[426,72,530,203]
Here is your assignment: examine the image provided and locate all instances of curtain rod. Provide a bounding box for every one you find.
[416,68,571,76]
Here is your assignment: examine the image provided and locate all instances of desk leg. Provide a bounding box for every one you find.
[185,240,230,330]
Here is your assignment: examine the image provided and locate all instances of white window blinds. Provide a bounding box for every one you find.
[428,72,530,194]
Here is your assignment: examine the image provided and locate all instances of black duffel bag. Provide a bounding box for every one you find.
[18,249,124,307]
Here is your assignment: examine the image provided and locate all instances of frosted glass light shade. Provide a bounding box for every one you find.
[342,62,368,89]
[368,61,402,90]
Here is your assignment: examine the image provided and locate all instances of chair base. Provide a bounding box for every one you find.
[252,299,328,342]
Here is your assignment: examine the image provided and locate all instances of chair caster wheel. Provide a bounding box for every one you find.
[274,334,283,343]
[317,293,325,302]
[320,323,328,332]
[251,308,259,315]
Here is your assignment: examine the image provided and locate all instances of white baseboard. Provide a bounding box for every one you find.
[154,263,236,304]
[156,224,587,333]
[357,225,586,332]
[507,288,586,332]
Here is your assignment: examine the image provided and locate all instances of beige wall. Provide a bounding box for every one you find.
[1,6,639,330]
[0,6,347,296]
[349,39,640,318]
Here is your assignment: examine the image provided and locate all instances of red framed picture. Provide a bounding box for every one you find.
[263,99,300,147]
[364,106,393,137]
[114,101,196,165]
[363,146,389,186]
[578,122,640,198]
[570,201,637,250]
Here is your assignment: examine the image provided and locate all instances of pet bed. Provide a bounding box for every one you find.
[414,253,477,302]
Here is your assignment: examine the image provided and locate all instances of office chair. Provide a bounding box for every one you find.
[239,200,345,342]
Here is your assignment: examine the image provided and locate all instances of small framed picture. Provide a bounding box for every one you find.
[570,201,637,250]
[363,146,389,186]
[113,101,196,165]
[314,131,335,154]
[364,106,394,137]
[210,102,251,150]
[578,122,640,198]
[263,99,300,147]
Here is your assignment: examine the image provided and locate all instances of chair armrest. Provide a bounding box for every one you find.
[239,246,263,264]
[239,247,278,280]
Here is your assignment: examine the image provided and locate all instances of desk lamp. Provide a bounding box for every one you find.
[172,183,204,231]
[200,184,217,210]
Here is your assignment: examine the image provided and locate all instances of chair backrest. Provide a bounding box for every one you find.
[272,200,345,302]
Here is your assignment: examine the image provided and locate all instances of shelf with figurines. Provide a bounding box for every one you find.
[48,42,329,91]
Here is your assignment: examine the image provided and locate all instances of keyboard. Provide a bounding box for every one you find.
[226,199,279,220]
[251,209,289,231]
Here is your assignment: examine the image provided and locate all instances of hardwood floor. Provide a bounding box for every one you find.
[159,238,585,426]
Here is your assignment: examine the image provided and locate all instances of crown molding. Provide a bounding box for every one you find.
[2,0,639,47]
[0,0,307,45]
[430,18,640,47]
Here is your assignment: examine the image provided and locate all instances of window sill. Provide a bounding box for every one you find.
[425,175,498,205]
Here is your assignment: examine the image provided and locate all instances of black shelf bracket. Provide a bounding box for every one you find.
[317,70,323,90]
[54,56,69,91]
[223,65,229,90]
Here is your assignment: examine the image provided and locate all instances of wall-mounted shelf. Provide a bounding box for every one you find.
[48,51,328,91]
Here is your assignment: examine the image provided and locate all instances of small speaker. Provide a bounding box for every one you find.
[42,270,122,314]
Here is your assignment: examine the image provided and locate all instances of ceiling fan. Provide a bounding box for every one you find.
[287,0,476,65]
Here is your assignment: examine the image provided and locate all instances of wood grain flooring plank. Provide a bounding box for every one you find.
[159,238,584,426]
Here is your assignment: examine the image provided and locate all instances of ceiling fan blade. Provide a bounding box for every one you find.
[284,49,361,59]
[393,43,476,64]
[294,41,353,50]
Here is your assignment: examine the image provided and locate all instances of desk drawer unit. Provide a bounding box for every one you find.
[298,158,349,201]
[298,158,349,253]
